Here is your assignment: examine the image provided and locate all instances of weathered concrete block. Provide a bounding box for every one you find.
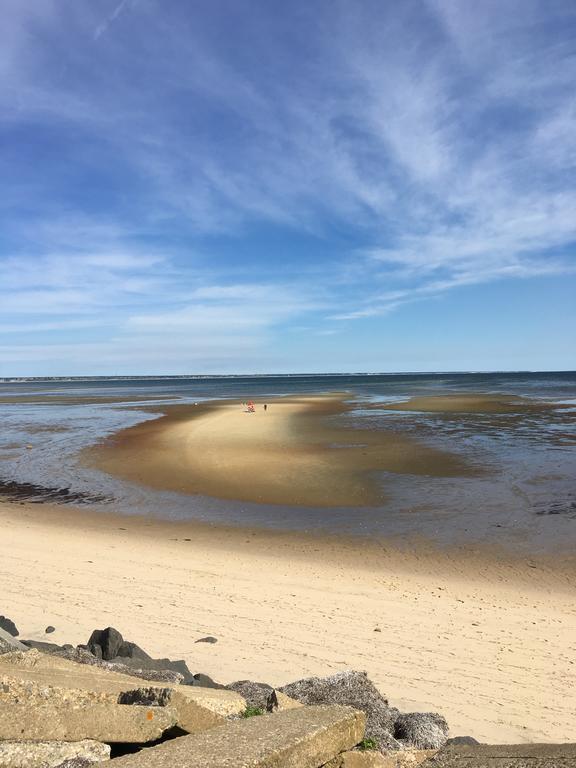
[0,628,28,655]
[176,685,244,718]
[0,649,245,719]
[0,675,115,708]
[325,749,436,767]
[0,739,110,768]
[110,704,366,767]
[379,752,436,768]
[423,742,576,766]
[0,702,177,743]
[167,690,226,734]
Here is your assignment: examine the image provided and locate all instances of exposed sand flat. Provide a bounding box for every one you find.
[376,393,572,414]
[84,395,483,507]
[1,499,575,744]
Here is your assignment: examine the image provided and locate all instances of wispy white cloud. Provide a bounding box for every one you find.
[0,1,575,373]
[93,0,137,41]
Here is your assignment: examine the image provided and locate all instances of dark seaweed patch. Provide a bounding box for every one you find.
[0,478,111,505]
[535,496,576,519]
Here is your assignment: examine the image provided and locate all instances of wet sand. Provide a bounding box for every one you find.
[1,498,575,744]
[0,395,182,405]
[84,394,483,507]
[375,393,573,414]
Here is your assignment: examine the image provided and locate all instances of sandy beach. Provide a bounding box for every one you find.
[2,498,575,745]
[84,395,482,507]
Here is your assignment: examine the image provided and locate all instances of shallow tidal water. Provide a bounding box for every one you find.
[1,372,575,554]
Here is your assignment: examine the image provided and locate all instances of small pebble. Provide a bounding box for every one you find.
[45,626,55,634]
[195,636,218,644]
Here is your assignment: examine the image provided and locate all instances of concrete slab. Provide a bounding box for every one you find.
[422,742,576,767]
[0,629,28,655]
[0,650,245,717]
[325,749,435,767]
[110,704,366,767]
[0,739,110,768]
[0,701,177,743]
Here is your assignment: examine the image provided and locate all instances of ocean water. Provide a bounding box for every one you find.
[1,372,575,553]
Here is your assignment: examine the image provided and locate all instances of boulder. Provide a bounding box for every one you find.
[0,615,19,636]
[106,704,366,768]
[105,653,193,682]
[227,679,273,709]
[188,672,227,689]
[394,713,449,750]
[0,627,28,655]
[0,740,110,768]
[446,736,480,746]
[266,688,303,712]
[85,627,192,681]
[280,670,402,751]
[86,626,123,659]
[115,640,151,660]
[87,626,151,660]
[22,639,64,653]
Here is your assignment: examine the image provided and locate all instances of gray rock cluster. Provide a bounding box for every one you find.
[51,646,185,684]
[225,670,450,753]
[394,712,449,750]
[1,614,455,764]
[227,680,274,710]
[4,622,195,684]
[276,670,448,752]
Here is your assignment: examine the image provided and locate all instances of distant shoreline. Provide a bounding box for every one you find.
[2,369,576,383]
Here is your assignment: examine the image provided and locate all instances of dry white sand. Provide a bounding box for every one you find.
[2,499,575,744]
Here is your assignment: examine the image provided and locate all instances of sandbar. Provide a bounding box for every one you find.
[84,394,483,507]
[375,393,573,414]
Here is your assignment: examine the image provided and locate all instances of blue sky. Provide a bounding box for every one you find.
[1,0,575,376]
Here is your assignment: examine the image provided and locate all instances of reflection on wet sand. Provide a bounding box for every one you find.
[374,392,574,413]
[84,394,485,507]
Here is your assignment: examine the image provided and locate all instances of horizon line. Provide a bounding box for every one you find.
[1,369,575,383]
